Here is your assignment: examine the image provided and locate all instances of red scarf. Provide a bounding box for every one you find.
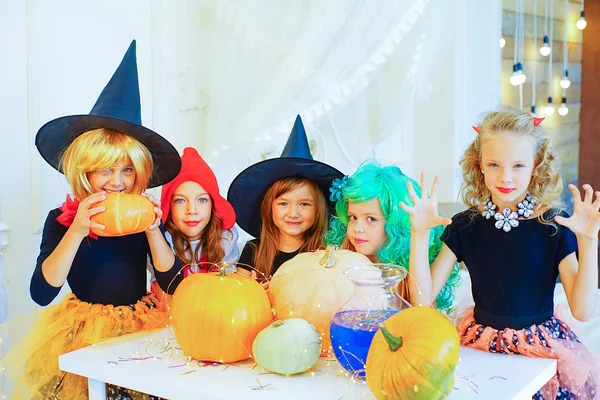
[56,195,99,240]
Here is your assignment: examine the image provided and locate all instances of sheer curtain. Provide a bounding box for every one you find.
[189,0,461,169]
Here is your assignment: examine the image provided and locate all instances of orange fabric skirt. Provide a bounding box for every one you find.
[457,307,598,399]
[1,293,169,400]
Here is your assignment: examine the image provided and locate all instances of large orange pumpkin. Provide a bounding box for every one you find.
[268,245,373,356]
[171,267,273,362]
[90,193,155,237]
[366,307,460,400]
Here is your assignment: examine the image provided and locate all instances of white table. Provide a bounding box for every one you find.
[59,327,556,400]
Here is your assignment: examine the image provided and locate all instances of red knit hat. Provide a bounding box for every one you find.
[160,147,236,230]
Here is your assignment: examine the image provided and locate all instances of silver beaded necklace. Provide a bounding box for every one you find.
[481,194,536,232]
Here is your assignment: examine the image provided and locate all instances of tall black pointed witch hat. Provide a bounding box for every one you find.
[35,40,181,187]
[227,115,344,237]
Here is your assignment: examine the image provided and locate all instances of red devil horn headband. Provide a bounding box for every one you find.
[472,116,545,134]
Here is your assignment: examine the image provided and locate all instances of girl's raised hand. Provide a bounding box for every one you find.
[555,184,600,239]
[143,192,162,232]
[399,172,452,232]
[70,192,107,238]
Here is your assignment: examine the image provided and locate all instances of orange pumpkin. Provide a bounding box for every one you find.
[171,267,273,362]
[268,245,373,356]
[366,307,460,400]
[90,193,155,237]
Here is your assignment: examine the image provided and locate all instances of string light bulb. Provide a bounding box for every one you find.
[558,97,569,116]
[560,72,570,89]
[510,64,521,86]
[544,97,555,116]
[577,11,587,30]
[517,62,526,84]
[540,35,551,56]
[509,63,526,86]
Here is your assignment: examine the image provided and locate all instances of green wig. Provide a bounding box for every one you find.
[325,160,460,312]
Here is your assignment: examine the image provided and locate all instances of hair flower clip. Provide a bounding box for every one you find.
[329,175,349,202]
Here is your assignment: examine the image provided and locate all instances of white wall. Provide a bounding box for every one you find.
[0,0,500,321]
[414,0,502,202]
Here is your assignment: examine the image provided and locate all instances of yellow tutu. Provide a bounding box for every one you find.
[1,292,169,400]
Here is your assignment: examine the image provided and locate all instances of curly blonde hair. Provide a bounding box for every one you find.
[460,107,563,224]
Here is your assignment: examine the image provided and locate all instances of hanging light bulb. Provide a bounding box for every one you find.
[510,64,521,86]
[577,11,587,30]
[500,36,506,48]
[560,70,571,89]
[558,97,569,116]
[517,62,527,85]
[540,35,551,56]
[544,97,555,116]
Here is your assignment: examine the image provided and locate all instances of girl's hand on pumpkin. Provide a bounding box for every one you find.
[399,172,452,232]
[69,192,107,239]
[143,192,162,232]
[555,184,600,239]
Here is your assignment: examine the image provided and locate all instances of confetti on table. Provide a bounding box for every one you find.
[490,376,508,381]
[198,361,221,368]
[248,379,274,391]
[180,370,196,376]
[117,356,158,362]
[460,376,479,388]
[460,375,479,394]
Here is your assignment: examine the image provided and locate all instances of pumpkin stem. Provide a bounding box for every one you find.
[272,320,284,328]
[319,245,337,268]
[380,326,403,351]
[218,263,229,277]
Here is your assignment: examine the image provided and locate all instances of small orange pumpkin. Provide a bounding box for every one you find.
[366,306,460,400]
[268,245,373,355]
[171,266,273,362]
[90,193,155,237]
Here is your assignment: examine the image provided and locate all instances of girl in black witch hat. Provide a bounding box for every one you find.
[1,41,181,400]
[228,115,344,285]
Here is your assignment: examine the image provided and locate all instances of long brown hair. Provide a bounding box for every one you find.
[166,205,232,266]
[252,177,327,278]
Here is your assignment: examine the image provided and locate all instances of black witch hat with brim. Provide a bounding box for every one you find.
[227,115,344,237]
[35,40,181,188]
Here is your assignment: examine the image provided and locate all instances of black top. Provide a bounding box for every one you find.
[237,239,301,277]
[30,208,182,307]
[442,209,577,329]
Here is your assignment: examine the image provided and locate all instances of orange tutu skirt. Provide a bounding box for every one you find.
[1,293,169,400]
[457,307,599,399]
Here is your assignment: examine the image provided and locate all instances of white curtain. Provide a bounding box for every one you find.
[187,0,461,169]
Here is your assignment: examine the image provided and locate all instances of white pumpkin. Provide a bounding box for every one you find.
[268,245,375,355]
[252,318,322,375]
